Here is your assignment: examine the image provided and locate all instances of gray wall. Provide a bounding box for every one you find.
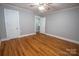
[0,6,6,39]
[19,10,35,35]
[46,7,79,41]
[0,4,35,39]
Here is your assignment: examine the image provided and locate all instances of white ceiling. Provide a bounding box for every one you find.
[2,3,79,16]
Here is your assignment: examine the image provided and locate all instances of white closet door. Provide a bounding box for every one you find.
[40,17,46,33]
[4,9,20,39]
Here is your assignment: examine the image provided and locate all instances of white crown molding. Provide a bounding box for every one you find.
[0,3,34,13]
[46,5,79,16]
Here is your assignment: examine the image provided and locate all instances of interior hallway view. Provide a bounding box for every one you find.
[0,3,79,56]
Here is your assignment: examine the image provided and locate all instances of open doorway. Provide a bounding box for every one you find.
[35,16,46,34]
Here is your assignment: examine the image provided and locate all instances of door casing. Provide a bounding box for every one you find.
[4,8,20,39]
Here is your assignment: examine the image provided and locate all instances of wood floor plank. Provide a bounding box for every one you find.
[0,33,79,56]
[35,34,71,55]
[33,35,69,55]
[27,37,57,56]
[9,40,19,56]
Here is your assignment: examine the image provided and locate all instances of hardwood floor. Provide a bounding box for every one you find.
[0,33,79,56]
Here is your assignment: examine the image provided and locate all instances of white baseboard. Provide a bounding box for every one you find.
[1,33,36,41]
[18,33,36,38]
[1,33,79,45]
[44,33,79,44]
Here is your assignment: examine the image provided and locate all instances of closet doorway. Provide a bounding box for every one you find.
[35,16,46,34]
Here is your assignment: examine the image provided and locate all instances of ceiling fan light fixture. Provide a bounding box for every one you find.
[38,6,45,11]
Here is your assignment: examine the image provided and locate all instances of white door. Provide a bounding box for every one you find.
[40,17,46,33]
[4,9,20,39]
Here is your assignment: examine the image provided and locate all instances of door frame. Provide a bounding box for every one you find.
[35,16,46,33]
[4,8,20,39]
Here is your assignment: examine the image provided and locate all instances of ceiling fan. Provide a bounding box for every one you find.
[29,3,51,12]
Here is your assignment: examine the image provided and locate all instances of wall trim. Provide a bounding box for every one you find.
[44,33,79,44]
[1,33,36,41]
[1,33,79,44]
[47,5,79,16]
